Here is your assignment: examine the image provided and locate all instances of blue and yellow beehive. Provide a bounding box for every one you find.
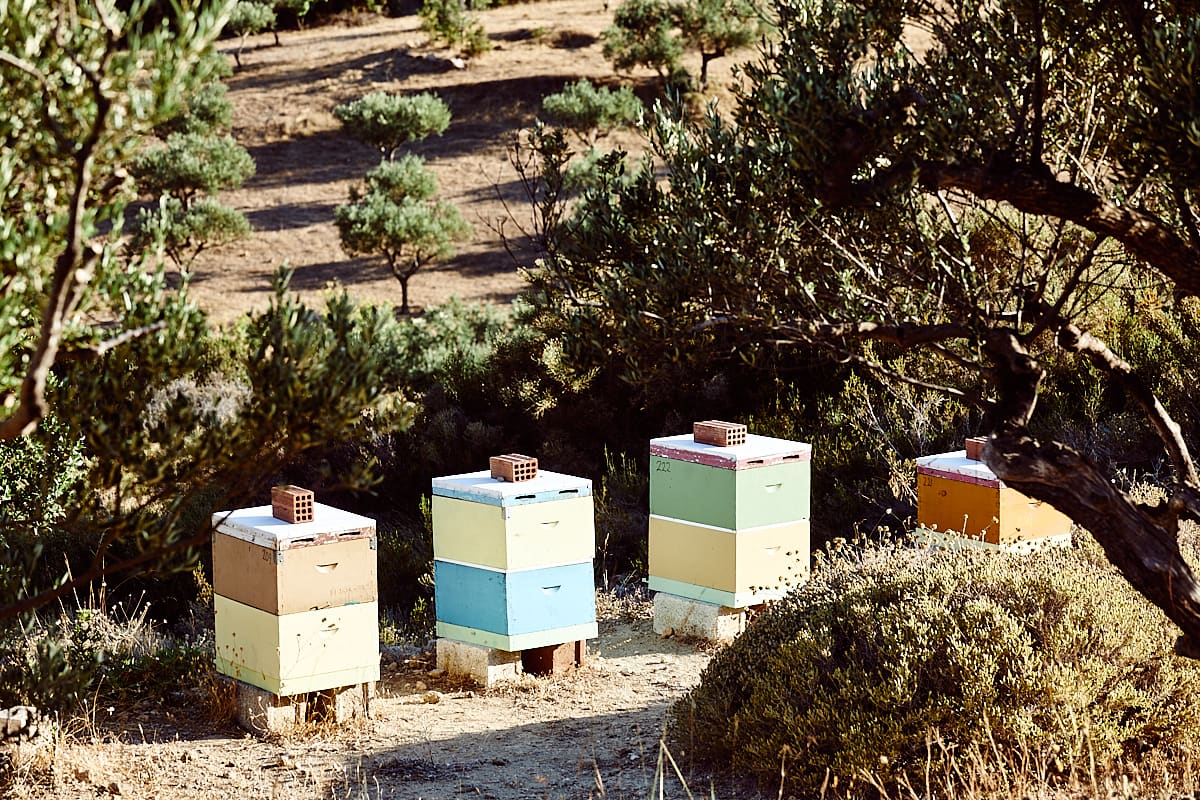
[648,422,812,608]
[916,437,1072,550]
[431,461,598,651]
[211,496,380,696]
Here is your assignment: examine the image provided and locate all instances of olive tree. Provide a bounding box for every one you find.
[335,155,470,314]
[530,0,1200,652]
[334,91,452,161]
[602,0,766,88]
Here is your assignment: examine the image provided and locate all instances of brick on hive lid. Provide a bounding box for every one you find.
[964,436,987,462]
[489,454,538,482]
[271,485,314,523]
[693,420,747,447]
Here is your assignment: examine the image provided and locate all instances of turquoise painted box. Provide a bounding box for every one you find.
[649,434,812,530]
[433,560,596,649]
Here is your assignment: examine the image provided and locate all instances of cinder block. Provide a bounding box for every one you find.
[312,682,374,724]
[653,592,750,642]
[693,420,747,447]
[436,638,523,686]
[271,485,314,523]
[521,640,586,675]
[489,454,538,482]
[234,680,374,736]
[235,681,308,736]
[964,436,987,462]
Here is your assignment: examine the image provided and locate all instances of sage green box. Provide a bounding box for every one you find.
[648,453,810,530]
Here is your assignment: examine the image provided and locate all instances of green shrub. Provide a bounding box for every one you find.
[418,0,492,56]
[333,91,452,160]
[672,538,1200,796]
[541,80,643,146]
[131,132,256,209]
[132,196,252,268]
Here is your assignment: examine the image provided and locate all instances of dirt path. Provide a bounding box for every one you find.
[12,607,766,799]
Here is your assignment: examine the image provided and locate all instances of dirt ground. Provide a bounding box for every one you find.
[8,600,767,799]
[188,0,742,325]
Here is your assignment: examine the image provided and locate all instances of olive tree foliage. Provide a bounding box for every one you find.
[333,91,452,161]
[602,0,766,88]
[226,0,276,66]
[0,0,403,625]
[527,0,1200,652]
[334,156,470,315]
[541,79,643,147]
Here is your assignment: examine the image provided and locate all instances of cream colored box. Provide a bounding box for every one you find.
[648,515,809,601]
[431,494,595,571]
[214,595,380,696]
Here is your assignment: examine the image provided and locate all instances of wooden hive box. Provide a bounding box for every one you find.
[430,470,594,571]
[649,433,812,530]
[916,443,1072,545]
[433,560,598,652]
[213,595,380,696]
[211,503,377,615]
[647,516,810,608]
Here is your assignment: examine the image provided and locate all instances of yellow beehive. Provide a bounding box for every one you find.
[648,515,810,607]
[214,595,380,696]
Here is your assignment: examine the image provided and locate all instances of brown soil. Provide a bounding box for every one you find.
[189,0,740,325]
[9,601,765,799]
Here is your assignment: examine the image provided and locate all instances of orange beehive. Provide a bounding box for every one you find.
[916,438,1071,546]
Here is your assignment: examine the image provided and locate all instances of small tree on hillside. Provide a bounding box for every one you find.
[603,0,765,89]
[602,0,683,86]
[227,0,276,66]
[541,79,643,147]
[673,0,764,88]
[334,92,452,161]
[130,130,255,268]
[335,156,470,315]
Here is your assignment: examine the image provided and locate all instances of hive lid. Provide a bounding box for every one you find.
[432,469,592,506]
[915,451,1003,487]
[649,433,811,470]
[211,502,376,549]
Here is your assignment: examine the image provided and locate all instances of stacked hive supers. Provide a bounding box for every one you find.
[211,487,380,730]
[916,437,1073,551]
[648,423,812,640]
[431,459,597,683]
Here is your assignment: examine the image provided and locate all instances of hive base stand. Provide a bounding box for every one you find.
[228,678,374,736]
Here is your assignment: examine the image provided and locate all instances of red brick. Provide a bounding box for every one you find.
[693,420,747,447]
[489,454,538,482]
[521,640,586,675]
[965,437,987,462]
[271,485,314,523]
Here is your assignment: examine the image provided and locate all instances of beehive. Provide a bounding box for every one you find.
[431,467,598,663]
[648,516,810,607]
[916,440,1072,546]
[649,434,811,530]
[212,504,376,615]
[648,429,812,612]
[213,595,379,696]
[211,501,380,698]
